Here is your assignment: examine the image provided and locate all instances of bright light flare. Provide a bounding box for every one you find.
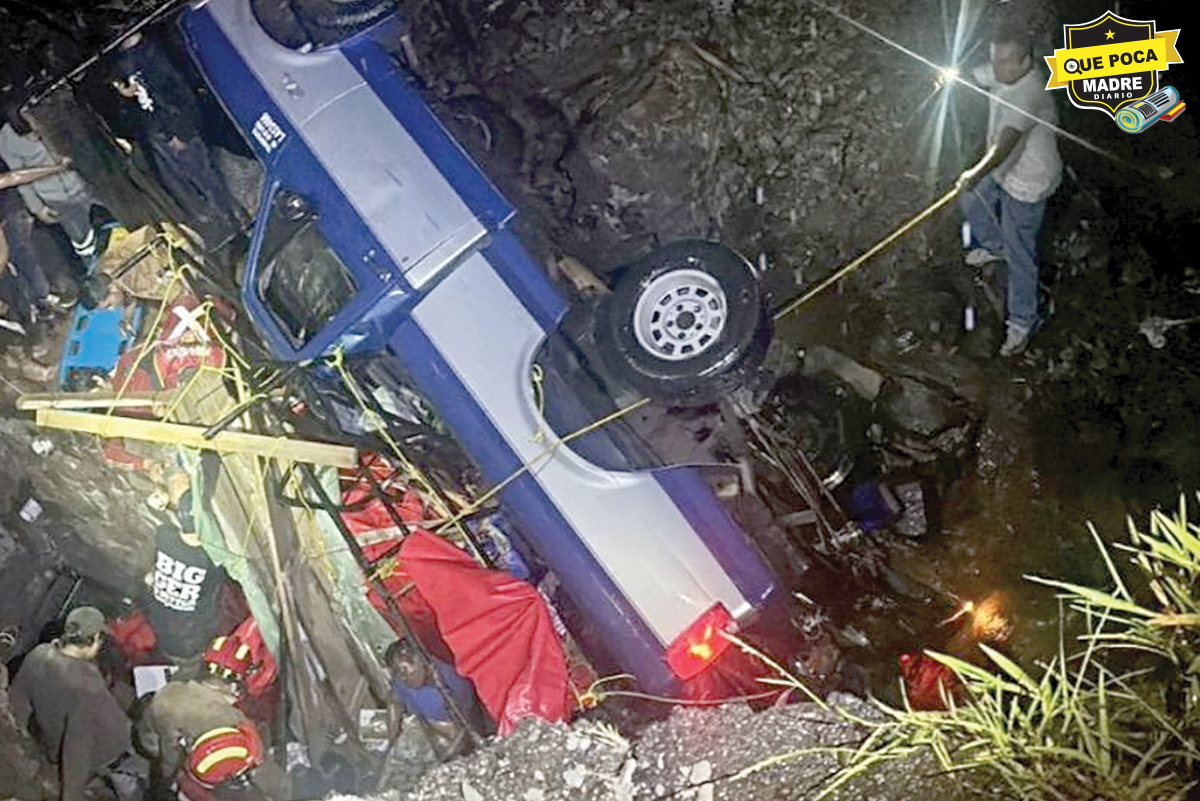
[935,65,960,88]
[942,591,1014,643]
[969,591,1013,643]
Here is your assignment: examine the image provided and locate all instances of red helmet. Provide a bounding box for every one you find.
[203,634,253,689]
[184,722,264,788]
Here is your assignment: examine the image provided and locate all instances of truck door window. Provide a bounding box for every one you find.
[257,190,356,346]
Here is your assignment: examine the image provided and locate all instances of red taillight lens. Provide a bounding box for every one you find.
[665,604,736,680]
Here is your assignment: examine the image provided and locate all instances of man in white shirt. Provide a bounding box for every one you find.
[957,22,1062,357]
[0,108,100,268]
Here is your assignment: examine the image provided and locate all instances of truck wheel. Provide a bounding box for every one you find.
[291,0,399,44]
[598,240,771,406]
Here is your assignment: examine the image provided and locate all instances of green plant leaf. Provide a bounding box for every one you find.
[1027,577,1156,617]
[1096,663,1112,776]
[1087,520,1131,600]
[979,643,1039,694]
[925,650,1026,694]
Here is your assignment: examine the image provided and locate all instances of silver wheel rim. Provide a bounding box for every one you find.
[632,269,727,362]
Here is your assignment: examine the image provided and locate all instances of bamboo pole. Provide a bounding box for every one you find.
[34,409,357,468]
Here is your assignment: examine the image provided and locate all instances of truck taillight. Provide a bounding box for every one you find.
[665,604,736,680]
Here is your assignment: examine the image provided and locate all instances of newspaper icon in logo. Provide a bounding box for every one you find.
[1045,11,1183,131]
[1116,86,1186,133]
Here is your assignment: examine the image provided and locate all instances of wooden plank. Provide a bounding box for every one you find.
[17,390,176,412]
[34,409,357,468]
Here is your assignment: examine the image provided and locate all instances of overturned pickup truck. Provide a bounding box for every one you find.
[179,0,784,695]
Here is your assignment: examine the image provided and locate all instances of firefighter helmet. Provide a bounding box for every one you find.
[184,722,265,788]
[203,634,253,689]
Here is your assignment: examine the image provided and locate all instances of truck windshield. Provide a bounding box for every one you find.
[258,192,357,346]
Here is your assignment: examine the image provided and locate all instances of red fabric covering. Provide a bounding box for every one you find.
[367,569,456,665]
[111,294,228,394]
[342,454,457,663]
[397,530,573,735]
[339,456,573,732]
[899,652,963,711]
[105,294,229,465]
[339,455,424,562]
[108,610,158,665]
[101,439,151,471]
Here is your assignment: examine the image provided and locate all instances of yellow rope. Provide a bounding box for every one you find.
[326,348,466,537]
[575,672,785,709]
[105,238,186,415]
[772,184,963,322]
[326,345,651,549]
[435,396,650,531]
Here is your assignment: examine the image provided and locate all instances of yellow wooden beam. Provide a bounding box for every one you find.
[17,390,176,412]
[34,408,357,468]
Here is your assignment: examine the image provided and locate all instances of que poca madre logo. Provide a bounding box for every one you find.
[1045,11,1184,133]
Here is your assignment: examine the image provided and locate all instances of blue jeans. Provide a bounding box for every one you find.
[1,211,50,322]
[960,175,1047,334]
[47,195,98,261]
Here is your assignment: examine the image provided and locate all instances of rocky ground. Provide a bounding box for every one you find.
[361,695,984,801]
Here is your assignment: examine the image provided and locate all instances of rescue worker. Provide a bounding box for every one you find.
[8,606,148,801]
[109,31,244,239]
[384,637,478,756]
[137,636,266,801]
[956,20,1062,357]
[0,105,102,268]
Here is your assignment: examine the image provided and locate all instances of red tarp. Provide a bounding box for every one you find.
[899,652,963,711]
[396,530,572,735]
[339,453,418,556]
[340,455,573,734]
[103,294,230,469]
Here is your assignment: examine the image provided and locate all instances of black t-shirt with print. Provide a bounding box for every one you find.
[144,522,225,658]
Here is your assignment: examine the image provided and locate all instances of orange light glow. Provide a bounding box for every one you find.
[969,591,1013,643]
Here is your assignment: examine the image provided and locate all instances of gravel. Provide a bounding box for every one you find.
[355,696,989,801]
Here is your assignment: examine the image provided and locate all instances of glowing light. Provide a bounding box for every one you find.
[666,604,734,679]
[688,638,715,661]
[941,591,1014,643]
[970,591,1013,643]
[936,66,960,87]
[811,0,1112,160]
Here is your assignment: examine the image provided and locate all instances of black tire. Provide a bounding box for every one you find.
[291,0,399,45]
[597,240,772,406]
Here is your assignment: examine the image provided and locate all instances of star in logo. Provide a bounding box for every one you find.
[1105,29,1115,40]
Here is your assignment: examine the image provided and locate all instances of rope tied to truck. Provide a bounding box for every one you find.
[325,345,655,540]
[326,346,488,562]
[771,144,1001,322]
